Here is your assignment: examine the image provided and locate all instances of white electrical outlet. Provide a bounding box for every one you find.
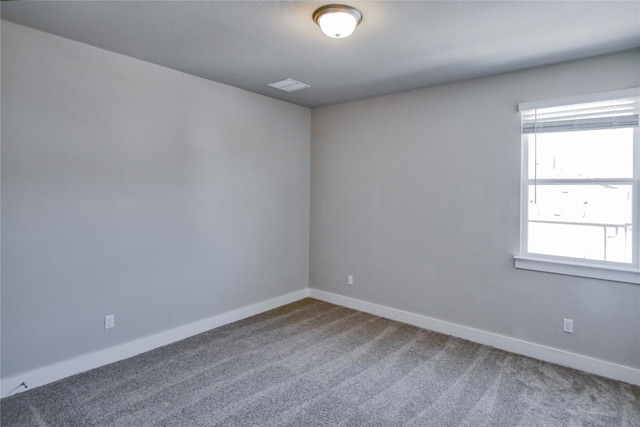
[105,314,115,330]
[347,275,354,286]
[563,318,573,333]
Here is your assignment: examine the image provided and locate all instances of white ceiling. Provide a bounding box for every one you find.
[2,1,639,108]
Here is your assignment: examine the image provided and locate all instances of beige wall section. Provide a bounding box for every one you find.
[1,21,310,377]
[310,50,640,369]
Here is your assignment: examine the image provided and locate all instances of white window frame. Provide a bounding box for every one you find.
[514,88,640,285]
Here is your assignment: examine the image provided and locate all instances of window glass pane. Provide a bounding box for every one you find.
[528,222,632,264]
[528,184,633,263]
[527,128,633,179]
[528,184,633,224]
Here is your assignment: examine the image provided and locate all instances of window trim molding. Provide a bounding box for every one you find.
[518,87,640,111]
[514,255,640,285]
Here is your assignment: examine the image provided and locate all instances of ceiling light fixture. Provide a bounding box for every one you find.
[313,4,362,39]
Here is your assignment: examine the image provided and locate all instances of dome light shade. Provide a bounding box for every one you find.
[313,5,362,39]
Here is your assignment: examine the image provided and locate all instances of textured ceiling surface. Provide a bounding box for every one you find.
[2,1,639,108]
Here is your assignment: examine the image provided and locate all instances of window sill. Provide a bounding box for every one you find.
[514,256,639,285]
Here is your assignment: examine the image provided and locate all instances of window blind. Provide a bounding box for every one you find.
[520,90,639,134]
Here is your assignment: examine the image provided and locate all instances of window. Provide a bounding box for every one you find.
[515,88,639,284]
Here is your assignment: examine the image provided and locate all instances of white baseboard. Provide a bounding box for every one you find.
[3,287,637,398]
[309,288,640,386]
[1,288,310,398]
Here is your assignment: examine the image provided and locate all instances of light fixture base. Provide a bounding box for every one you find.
[313,4,363,39]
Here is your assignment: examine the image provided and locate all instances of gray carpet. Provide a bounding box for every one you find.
[2,298,639,426]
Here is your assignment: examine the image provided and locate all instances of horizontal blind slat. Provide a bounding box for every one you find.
[522,114,639,134]
[521,95,639,134]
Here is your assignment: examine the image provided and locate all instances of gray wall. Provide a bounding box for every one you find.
[2,18,638,381]
[310,50,640,368]
[1,21,310,377]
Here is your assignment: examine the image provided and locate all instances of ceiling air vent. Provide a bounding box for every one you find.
[267,78,310,93]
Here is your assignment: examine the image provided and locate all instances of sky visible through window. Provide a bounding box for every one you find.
[527,129,633,263]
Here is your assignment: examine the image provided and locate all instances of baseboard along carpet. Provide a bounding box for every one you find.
[2,298,639,426]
